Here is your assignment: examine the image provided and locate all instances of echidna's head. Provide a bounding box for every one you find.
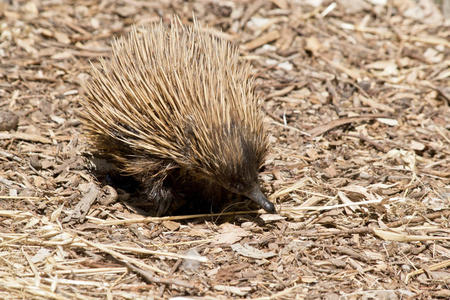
[218,136,276,214]
[185,123,275,213]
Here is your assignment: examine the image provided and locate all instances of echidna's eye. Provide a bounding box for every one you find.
[231,183,244,193]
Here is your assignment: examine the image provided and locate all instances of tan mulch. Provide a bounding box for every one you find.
[1,0,449,299]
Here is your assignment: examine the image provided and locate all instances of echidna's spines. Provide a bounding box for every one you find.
[81,18,273,214]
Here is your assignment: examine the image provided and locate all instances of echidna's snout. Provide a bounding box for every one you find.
[245,185,276,214]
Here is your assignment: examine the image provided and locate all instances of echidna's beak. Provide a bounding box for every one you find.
[247,185,276,214]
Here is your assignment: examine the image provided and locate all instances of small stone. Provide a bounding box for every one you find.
[0,110,19,131]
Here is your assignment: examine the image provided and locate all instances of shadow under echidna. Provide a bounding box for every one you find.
[80,17,276,216]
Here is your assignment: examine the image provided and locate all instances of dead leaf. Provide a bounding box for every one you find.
[162,220,180,231]
[304,36,322,56]
[213,232,242,245]
[231,243,277,259]
[54,31,71,44]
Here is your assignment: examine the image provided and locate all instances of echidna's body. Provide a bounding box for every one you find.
[81,19,275,215]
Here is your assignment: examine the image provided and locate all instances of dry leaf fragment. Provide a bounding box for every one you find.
[304,36,322,56]
[220,223,249,236]
[320,57,360,80]
[114,6,138,17]
[50,115,65,125]
[54,31,71,44]
[51,51,73,60]
[31,249,52,264]
[241,30,280,51]
[337,0,371,13]
[259,214,285,222]
[373,228,450,241]
[305,148,319,160]
[308,114,388,137]
[231,243,277,259]
[364,59,397,70]
[435,68,450,81]
[385,149,418,170]
[16,38,37,55]
[377,118,399,126]
[213,232,242,245]
[181,249,203,271]
[270,0,288,9]
[187,228,207,237]
[162,220,180,231]
[50,205,64,222]
[324,165,337,178]
[410,140,425,151]
[360,96,395,113]
[62,183,99,223]
[0,132,52,144]
[329,258,346,268]
[214,285,251,296]
[23,217,40,229]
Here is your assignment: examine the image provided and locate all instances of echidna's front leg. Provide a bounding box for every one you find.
[142,176,176,216]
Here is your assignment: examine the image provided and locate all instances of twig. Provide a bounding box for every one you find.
[334,132,389,152]
[122,261,197,289]
[307,114,389,138]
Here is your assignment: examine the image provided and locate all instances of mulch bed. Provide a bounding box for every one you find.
[1,0,449,299]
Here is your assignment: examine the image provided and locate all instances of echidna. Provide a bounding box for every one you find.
[80,18,276,215]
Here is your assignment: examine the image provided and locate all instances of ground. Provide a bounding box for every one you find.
[0,0,449,299]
